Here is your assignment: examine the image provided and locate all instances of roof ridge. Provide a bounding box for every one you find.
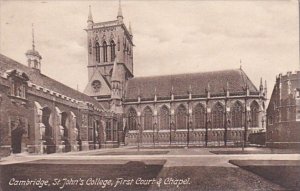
[131,68,241,79]
[239,68,258,91]
[0,53,104,109]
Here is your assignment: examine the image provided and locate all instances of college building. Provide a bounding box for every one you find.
[266,71,300,148]
[0,2,268,156]
[0,40,109,155]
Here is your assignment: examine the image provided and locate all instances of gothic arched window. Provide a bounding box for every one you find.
[250,101,259,127]
[176,105,187,129]
[110,40,116,61]
[143,107,153,130]
[232,102,243,128]
[128,108,137,130]
[95,42,100,63]
[160,106,169,130]
[103,41,108,62]
[212,103,224,129]
[194,104,205,129]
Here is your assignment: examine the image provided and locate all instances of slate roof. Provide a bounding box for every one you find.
[125,69,258,99]
[0,54,104,110]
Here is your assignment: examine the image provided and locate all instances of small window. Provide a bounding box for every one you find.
[11,79,26,99]
[91,80,101,93]
[103,41,108,62]
[95,42,100,63]
[110,40,116,61]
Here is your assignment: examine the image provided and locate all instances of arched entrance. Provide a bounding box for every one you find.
[61,112,71,152]
[11,118,25,153]
[42,107,55,154]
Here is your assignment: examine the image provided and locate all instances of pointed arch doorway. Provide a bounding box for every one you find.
[42,107,56,154]
[11,124,24,153]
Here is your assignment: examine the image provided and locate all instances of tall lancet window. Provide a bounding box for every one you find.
[160,106,170,130]
[212,103,224,129]
[250,101,259,127]
[176,105,187,129]
[231,102,243,128]
[143,107,153,131]
[95,42,100,63]
[110,40,116,61]
[194,104,205,129]
[103,41,108,62]
[128,108,137,130]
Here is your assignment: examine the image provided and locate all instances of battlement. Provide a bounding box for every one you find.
[277,71,300,81]
[92,20,119,29]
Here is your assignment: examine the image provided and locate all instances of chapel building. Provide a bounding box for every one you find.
[83,2,267,147]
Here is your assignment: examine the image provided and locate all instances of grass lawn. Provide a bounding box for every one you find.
[86,150,169,155]
[230,160,300,191]
[0,158,286,191]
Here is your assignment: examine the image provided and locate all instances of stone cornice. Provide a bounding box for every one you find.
[123,94,265,105]
[26,81,104,112]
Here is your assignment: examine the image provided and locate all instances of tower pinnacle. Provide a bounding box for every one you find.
[259,77,264,93]
[117,0,123,22]
[88,5,93,23]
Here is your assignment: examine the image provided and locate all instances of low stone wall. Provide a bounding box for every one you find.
[125,129,250,146]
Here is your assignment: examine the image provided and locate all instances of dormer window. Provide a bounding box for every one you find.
[11,79,26,98]
[5,69,29,99]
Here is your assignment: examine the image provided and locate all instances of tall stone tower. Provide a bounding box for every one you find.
[83,1,134,113]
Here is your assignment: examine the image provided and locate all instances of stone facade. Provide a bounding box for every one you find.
[84,3,267,147]
[0,54,107,155]
[266,71,300,148]
[122,75,266,146]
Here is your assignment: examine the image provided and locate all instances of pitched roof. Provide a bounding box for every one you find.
[125,69,258,99]
[0,54,104,110]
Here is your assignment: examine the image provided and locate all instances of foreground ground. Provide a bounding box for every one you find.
[0,147,299,191]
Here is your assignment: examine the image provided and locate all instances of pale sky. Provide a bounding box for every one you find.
[0,0,299,100]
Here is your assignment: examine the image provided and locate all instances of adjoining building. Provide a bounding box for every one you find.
[84,3,267,147]
[0,29,108,155]
[266,71,300,148]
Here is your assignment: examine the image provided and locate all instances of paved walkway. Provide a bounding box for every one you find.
[1,147,299,167]
[1,147,298,191]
